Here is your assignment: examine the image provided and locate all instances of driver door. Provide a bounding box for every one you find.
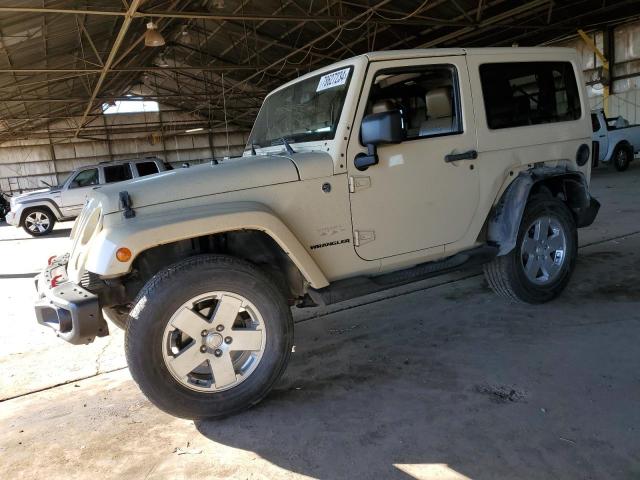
[59,167,100,217]
[346,56,479,261]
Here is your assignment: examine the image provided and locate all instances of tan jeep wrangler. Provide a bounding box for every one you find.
[34,48,599,419]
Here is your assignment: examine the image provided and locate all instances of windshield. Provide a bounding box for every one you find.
[247,66,353,149]
[57,172,73,188]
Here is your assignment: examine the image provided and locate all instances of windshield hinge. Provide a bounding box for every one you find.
[348,176,371,193]
[119,191,135,219]
[354,230,375,247]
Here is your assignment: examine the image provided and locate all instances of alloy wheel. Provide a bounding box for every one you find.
[25,211,51,234]
[520,215,567,285]
[162,291,266,393]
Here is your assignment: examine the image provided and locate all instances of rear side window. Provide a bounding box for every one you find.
[104,164,132,183]
[479,62,581,130]
[136,161,160,177]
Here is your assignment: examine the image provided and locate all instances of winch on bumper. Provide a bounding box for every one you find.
[34,255,108,345]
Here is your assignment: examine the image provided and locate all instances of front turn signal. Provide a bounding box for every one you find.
[116,247,132,262]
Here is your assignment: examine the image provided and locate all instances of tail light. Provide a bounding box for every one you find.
[592,140,599,168]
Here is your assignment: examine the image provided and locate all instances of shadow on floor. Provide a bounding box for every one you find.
[193,242,640,479]
[0,227,71,241]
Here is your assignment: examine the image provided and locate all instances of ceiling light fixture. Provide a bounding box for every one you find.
[154,52,170,68]
[185,127,204,133]
[144,21,165,47]
[180,27,192,45]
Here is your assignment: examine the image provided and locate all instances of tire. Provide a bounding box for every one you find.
[21,208,55,236]
[613,145,631,172]
[125,254,293,419]
[484,195,577,304]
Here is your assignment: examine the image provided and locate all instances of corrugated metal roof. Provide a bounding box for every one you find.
[0,0,638,141]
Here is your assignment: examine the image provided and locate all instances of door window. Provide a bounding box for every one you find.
[69,168,99,188]
[135,161,160,177]
[104,164,133,183]
[479,62,581,129]
[364,65,462,141]
[591,113,601,132]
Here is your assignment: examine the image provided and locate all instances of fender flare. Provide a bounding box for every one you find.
[17,198,64,222]
[487,167,599,256]
[84,201,329,289]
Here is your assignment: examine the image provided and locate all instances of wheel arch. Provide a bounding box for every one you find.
[20,202,58,225]
[607,140,633,162]
[487,167,599,256]
[129,230,309,302]
[85,201,328,292]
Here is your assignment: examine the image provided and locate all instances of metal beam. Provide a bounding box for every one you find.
[72,0,142,138]
[0,95,260,102]
[0,7,126,16]
[0,65,302,73]
[222,0,394,100]
[0,6,476,26]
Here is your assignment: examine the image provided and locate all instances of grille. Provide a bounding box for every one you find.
[79,270,104,291]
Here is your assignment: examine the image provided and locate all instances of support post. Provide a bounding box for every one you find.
[578,29,610,115]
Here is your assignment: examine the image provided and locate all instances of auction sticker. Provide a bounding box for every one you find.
[317,68,350,92]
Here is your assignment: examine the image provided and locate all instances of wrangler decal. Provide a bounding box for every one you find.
[309,238,351,250]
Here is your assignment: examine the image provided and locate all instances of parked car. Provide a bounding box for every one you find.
[5,157,169,236]
[0,191,10,222]
[591,109,640,171]
[34,48,599,419]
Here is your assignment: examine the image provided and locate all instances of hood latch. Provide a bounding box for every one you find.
[119,191,135,219]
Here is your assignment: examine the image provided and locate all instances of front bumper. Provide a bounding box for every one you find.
[5,209,18,226]
[34,255,108,345]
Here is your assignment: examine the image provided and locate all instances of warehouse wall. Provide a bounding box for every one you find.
[556,20,640,123]
[0,105,249,193]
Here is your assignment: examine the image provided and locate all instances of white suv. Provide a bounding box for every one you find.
[6,157,168,236]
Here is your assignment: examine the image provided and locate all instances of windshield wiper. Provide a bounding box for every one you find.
[250,143,259,156]
[280,137,295,155]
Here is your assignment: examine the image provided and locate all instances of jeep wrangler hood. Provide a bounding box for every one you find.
[14,187,59,202]
[95,152,332,214]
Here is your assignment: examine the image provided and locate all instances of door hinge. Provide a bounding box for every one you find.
[348,176,371,193]
[354,230,375,247]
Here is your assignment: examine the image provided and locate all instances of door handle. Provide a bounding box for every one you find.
[445,150,478,162]
[598,135,606,138]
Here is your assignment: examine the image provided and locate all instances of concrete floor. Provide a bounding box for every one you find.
[1,164,639,479]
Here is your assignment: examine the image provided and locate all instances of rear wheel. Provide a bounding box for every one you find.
[22,208,55,236]
[125,255,293,419]
[613,145,631,172]
[484,195,577,304]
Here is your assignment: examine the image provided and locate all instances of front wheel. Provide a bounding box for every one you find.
[125,255,293,419]
[484,195,577,304]
[22,208,55,236]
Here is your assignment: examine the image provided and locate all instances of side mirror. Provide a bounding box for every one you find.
[361,110,404,145]
[356,110,404,171]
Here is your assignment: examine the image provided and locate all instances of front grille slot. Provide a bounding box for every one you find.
[79,271,104,292]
